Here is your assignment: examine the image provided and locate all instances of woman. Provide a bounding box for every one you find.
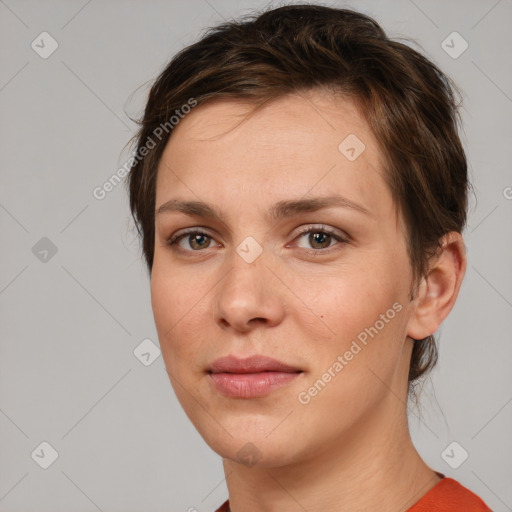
[127,4,491,511]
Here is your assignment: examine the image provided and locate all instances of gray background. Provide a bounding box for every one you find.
[0,0,511,510]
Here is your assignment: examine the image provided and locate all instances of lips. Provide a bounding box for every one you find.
[208,355,302,374]
[207,355,303,398]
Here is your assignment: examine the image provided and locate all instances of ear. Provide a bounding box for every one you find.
[406,232,467,340]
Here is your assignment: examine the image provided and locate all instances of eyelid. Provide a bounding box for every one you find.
[166,227,219,247]
[292,224,349,241]
[288,224,350,253]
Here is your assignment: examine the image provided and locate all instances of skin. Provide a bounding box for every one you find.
[151,89,467,511]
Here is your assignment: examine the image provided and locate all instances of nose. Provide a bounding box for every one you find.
[213,251,286,333]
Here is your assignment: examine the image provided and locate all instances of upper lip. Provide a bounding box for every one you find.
[208,355,302,374]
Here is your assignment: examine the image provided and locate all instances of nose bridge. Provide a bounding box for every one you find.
[213,241,285,330]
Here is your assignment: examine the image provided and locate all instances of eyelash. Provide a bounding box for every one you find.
[166,225,349,256]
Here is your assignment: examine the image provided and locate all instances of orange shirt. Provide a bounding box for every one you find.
[215,476,492,511]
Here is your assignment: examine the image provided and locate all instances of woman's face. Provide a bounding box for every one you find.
[151,90,417,468]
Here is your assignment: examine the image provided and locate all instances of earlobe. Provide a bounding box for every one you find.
[406,232,467,341]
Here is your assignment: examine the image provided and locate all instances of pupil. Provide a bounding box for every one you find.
[310,232,330,248]
[191,234,208,249]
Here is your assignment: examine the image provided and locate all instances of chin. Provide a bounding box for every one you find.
[194,421,300,469]
[217,438,300,470]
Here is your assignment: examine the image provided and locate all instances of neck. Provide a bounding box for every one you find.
[222,392,440,512]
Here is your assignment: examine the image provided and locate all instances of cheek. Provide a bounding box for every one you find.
[151,253,212,322]
[150,263,208,367]
[151,265,177,335]
[310,262,396,328]
[303,259,407,377]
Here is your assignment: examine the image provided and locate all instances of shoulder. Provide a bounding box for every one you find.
[407,477,492,512]
[214,477,492,512]
[214,500,229,512]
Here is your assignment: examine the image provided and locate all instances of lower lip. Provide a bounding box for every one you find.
[209,371,302,398]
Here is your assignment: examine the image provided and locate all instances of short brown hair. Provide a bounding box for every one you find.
[127,4,469,386]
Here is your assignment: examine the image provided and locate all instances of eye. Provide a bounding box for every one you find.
[167,229,218,252]
[166,225,349,255]
[292,225,349,254]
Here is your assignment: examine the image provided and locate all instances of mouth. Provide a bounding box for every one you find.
[208,354,303,374]
[207,355,303,398]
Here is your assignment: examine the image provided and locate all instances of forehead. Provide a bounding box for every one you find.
[166,91,374,157]
[155,90,395,224]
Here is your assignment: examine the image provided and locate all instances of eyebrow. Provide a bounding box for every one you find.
[155,194,375,223]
